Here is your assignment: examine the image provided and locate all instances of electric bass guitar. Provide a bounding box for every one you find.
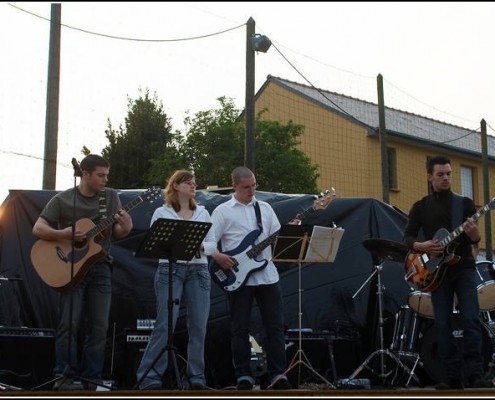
[404,197,495,292]
[209,189,337,292]
[30,186,162,292]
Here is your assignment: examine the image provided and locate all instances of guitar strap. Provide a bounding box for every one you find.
[254,201,263,233]
[451,192,464,229]
[98,189,108,221]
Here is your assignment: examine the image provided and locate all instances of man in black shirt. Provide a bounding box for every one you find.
[403,155,491,389]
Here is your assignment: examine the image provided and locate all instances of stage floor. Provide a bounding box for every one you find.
[2,386,495,398]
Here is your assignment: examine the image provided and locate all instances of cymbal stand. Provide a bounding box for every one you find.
[348,261,420,387]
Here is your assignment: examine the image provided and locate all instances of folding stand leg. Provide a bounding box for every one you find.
[134,261,183,390]
[403,352,421,387]
[269,260,335,389]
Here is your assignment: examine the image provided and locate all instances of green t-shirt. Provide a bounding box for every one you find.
[39,187,122,260]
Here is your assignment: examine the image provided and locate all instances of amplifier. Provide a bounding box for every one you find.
[136,319,155,330]
[0,326,55,337]
[125,328,151,343]
[284,329,361,384]
[0,326,55,388]
[120,328,151,389]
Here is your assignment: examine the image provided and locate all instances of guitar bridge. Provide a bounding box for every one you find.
[214,269,227,283]
[56,246,69,263]
[404,266,416,280]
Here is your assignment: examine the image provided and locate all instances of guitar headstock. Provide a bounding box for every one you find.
[142,186,162,203]
[313,187,337,211]
[489,197,495,210]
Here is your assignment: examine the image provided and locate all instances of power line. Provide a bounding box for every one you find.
[8,2,245,42]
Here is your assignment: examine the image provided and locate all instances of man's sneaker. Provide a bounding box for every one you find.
[271,378,292,390]
[237,379,254,390]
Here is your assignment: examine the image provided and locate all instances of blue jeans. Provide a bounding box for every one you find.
[54,261,112,379]
[431,266,484,382]
[228,282,287,383]
[136,263,211,389]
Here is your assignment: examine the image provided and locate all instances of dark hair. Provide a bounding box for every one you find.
[80,154,109,173]
[427,156,450,174]
[165,170,197,212]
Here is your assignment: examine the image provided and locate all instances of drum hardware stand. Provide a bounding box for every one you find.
[133,218,212,390]
[269,224,343,389]
[347,239,421,387]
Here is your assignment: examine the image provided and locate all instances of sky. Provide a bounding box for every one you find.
[1,1,495,202]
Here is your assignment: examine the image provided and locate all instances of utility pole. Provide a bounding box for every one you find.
[245,17,256,172]
[481,119,492,260]
[43,3,61,189]
[377,74,389,204]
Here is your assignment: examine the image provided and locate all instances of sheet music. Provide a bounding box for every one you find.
[305,225,345,262]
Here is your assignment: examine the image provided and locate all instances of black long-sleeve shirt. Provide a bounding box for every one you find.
[403,190,476,268]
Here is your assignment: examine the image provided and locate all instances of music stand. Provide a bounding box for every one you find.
[270,224,344,389]
[134,218,211,390]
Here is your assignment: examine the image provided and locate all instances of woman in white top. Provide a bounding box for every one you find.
[136,170,214,390]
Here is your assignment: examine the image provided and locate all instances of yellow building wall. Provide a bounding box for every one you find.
[255,81,495,253]
[256,82,383,200]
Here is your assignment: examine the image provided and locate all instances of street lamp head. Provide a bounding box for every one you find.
[250,34,271,53]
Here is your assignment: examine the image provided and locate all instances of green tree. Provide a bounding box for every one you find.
[254,118,319,194]
[102,88,179,188]
[181,97,319,193]
[180,96,245,189]
[102,92,319,194]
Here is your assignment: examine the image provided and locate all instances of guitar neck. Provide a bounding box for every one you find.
[440,203,490,247]
[246,204,320,259]
[246,230,280,259]
[244,190,337,260]
[296,205,317,220]
[86,196,143,239]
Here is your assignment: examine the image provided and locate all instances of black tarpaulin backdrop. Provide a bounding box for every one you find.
[0,189,412,388]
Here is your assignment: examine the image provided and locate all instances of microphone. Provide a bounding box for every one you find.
[71,158,82,177]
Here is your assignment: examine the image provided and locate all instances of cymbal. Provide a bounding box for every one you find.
[363,238,409,262]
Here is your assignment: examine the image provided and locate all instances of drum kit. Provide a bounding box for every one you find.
[349,238,495,387]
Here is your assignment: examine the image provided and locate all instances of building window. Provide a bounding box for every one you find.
[387,147,397,189]
[460,165,474,200]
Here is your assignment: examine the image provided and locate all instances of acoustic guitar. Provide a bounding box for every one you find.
[31,186,161,292]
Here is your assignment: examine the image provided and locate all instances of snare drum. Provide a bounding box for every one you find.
[408,290,459,319]
[408,291,435,319]
[475,261,495,312]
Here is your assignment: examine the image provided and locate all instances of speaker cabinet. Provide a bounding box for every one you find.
[284,333,332,387]
[0,327,55,388]
[285,332,361,387]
